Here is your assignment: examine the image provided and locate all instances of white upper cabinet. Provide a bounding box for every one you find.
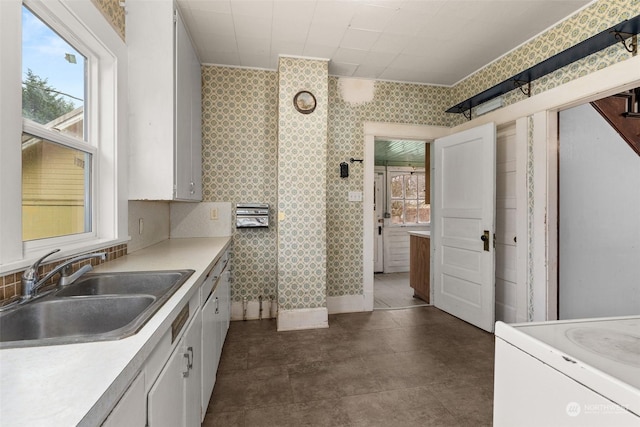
[127,0,202,201]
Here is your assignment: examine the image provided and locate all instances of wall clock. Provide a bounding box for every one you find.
[293,91,316,114]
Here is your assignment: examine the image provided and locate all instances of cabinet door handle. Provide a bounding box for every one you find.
[183,346,194,377]
[215,296,219,314]
[187,346,194,369]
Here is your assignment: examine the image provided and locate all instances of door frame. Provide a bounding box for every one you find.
[373,167,385,273]
[363,123,448,310]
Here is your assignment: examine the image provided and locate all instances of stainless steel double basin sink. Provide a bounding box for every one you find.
[0,270,194,349]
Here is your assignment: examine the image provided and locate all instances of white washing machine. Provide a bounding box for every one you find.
[493,316,640,426]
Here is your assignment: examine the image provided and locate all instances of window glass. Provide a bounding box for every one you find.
[22,134,92,241]
[405,174,417,199]
[418,201,431,223]
[21,5,91,242]
[22,6,85,140]
[390,175,404,198]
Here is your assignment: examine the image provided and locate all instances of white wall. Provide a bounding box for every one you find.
[558,103,640,319]
[495,123,518,323]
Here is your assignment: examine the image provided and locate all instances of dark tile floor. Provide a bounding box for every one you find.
[203,307,495,427]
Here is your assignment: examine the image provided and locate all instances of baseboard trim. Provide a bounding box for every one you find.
[277,307,328,331]
[230,300,276,321]
[231,295,373,324]
[327,294,370,314]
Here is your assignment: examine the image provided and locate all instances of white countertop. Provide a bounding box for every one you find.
[407,230,430,238]
[0,237,231,427]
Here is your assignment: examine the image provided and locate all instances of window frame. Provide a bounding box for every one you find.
[0,0,128,273]
[22,1,99,251]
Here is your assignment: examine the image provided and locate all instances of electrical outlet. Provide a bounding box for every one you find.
[210,208,218,220]
[348,191,363,202]
[138,218,144,234]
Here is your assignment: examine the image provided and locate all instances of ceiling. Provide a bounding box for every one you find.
[375,139,426,166]
[176,0,592,86]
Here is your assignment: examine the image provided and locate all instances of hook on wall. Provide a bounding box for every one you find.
[349,158,363,163]
[513,79,531,97]
[611,31,637,54]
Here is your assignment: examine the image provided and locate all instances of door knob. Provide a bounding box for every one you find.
[481,230,490,252]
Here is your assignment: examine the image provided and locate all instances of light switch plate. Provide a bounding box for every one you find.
[210,208,218,220]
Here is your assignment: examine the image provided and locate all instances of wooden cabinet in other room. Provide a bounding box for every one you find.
[409,234,430,303]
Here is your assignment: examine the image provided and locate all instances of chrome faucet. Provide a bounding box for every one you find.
[21,250,107,299]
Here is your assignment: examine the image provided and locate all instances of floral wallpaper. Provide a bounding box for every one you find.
[276,57,329,311]
[200,0,639,312]
[327,79,450,298]
[200,65,451,305]
[90,0,125,40]
[201,67,279,304]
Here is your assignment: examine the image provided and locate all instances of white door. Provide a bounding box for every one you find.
[373,171,385,272]
[184,310,202,427]
[148,336,186,427]
[433,123,496,332]
[201,287,220,419]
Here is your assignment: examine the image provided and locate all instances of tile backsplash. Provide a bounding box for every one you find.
[128,201,170,253]
[0,244,127,303]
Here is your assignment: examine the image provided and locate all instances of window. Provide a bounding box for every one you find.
[1,0,125,270]
[389,170,430,225]
[21,5,94,242]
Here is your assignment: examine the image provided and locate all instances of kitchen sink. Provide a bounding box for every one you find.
[56,271,192,298]
[0,296,154,343]
[0,269,194,349]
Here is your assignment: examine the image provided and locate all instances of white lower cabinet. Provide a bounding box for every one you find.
[102,372,146,427]
[200,283,221,420]
[219,269,231,342]
[103,247,232,426]
[147,309,202,427]
[200,259,231,419]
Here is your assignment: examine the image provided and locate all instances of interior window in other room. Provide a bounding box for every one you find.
[389,171,430,225]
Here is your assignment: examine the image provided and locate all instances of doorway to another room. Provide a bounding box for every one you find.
[373,138,430,310]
